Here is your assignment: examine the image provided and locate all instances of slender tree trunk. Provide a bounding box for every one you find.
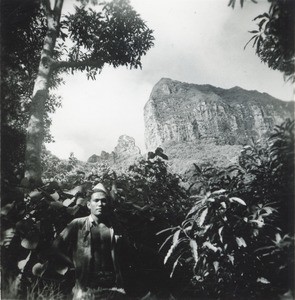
[24,0,63,186]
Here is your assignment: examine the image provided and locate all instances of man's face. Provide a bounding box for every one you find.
[87,192,108,217]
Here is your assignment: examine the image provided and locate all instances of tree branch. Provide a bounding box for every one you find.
[52,59,105,70]
[41,0,52,16]
[53,0,64,17]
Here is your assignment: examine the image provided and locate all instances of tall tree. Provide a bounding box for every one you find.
[17,0,154,186]
[1,0,62,186]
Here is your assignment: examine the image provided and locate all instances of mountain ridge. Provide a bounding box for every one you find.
[144,78,293,151]
[87,78,293,174]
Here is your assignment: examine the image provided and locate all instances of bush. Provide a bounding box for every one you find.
[1,149,191,298]
[2,120,294,299]
[160,119,294,299]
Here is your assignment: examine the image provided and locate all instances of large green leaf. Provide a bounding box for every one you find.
[18,251,32,272]
[63,185,84,196]
[63,197,76,207]
[203,241,219,252]
[29,190,43,202]
[235,237,247,248]
[1,202,15,216]
[198,208,208,227]
[229,197,246,206]
[55,264,68,276]
[32,261,48,277]
[189,239,198,268]
[21,233,39,250]
[170,252,184,278]
[1,228,16,248]
[164,229,181,264]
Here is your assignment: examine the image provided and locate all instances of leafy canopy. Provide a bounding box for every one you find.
[229,0,295,82]
[1,0,62,138]
[1,0,154,184]
[53,0,154,79]
[1,0,63,185]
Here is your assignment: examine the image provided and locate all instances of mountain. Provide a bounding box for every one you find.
[113,135,141,164]
[144,78,294,173]
[87,135,142,171]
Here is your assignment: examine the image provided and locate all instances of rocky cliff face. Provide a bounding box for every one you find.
[88,79,293,175]
[144,78,294,151]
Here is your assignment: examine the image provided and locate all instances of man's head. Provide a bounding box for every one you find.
[87,190,108,218]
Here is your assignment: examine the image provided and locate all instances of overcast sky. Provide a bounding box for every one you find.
[45,0,294,161]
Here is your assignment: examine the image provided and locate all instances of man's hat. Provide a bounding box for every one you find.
[92,183,108,193]
[91,191,107,200]
[91,183,109,200]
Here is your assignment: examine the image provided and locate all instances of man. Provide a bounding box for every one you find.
[53,187,125,299]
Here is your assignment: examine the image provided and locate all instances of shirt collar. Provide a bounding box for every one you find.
[88,214,111,228]
[88,215,98,227]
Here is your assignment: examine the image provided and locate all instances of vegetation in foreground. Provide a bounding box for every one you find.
[1,0,294,298]
[1,119,294,299]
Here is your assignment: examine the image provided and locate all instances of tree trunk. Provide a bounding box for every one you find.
[24,0,63,186]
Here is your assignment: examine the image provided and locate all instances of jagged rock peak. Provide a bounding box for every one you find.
[114,135,141,156]
[87,135,141,166]
[113,135,141,166]
[144,78,294,151]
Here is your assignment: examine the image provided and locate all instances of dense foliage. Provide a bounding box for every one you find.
[1,0,63,136]
[1,0,154,185]
[59,0,154,76]
[2,121,294,299]
[229,0,295,82]
[246,0,294,82]
[2,1,293,298]
[1,0,63,186]
[160,119,294,299]
[1,149,191,299]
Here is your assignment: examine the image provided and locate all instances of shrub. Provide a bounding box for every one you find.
[1,149,191,298]
[160,119,294,299]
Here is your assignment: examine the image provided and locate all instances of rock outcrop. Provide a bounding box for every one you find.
[87,154,101,163]
[113,135,141,164]
[88,79,293,175]
[87,135,142,170]
[144,78,294,172]
[88,151,114,164]
[144,78,293,150]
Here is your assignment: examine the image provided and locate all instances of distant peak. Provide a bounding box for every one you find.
[157,78,173,84]
[151,78,174,96]
[230,86,242,90]
[117,135,136,143]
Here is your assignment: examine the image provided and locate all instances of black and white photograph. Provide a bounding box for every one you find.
[1,0,294,299]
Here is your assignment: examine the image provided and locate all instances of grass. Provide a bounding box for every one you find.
[1,276,66,300]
